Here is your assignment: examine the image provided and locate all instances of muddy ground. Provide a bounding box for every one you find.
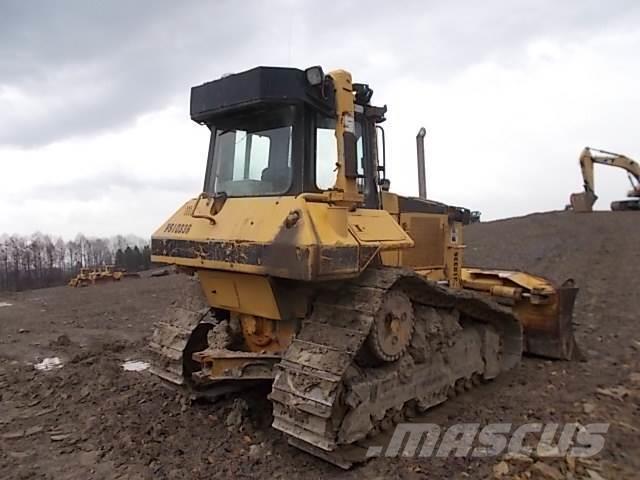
[0,211,638,479]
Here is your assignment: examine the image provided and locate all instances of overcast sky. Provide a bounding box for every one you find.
[2,0,639,238]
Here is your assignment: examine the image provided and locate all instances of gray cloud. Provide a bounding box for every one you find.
[0,1,282,147]
[1,0,638,148]
[0,0,639,237]
[301,0,640,79]
[26,172,201,202]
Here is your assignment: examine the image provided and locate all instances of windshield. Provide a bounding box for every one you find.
[204,105,295,197]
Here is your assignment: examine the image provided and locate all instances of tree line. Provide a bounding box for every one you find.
[0,233,151,292]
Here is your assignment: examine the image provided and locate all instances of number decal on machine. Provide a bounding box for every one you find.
[164,223,192,234]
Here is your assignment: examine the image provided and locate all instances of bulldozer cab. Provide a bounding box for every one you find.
[197,67,384,210]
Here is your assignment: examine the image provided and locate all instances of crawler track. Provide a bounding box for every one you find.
[147,268,524,468]
[148,276,213,385]
[270,267,523,468]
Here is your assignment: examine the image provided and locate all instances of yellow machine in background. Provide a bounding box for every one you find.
[148,66,578,468]
[569,147,640,212]
[68,265,123,287]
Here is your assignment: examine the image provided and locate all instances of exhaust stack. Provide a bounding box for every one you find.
[416,127,427,199]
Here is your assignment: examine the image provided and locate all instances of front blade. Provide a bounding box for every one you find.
[520,282,580,360]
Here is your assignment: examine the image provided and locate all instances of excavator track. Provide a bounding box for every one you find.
[270,267,523,468]
[611,199,640,211]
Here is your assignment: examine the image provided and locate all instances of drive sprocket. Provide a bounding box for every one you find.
[364,289,415,363]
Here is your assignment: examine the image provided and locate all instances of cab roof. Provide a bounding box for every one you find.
[190,66,335,123]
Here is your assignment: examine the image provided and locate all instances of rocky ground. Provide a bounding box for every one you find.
[0,211,638,479]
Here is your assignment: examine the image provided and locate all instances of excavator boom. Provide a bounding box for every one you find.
[570,146,640,212]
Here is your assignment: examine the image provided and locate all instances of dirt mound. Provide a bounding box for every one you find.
[1,211,638,479]
[466,210,639,285]
[466,211,638,350]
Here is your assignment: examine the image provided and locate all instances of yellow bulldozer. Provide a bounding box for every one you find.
[68,265,123,287]
[569,147,640,212]
[148,66,578,468]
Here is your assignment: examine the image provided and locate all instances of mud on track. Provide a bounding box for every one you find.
[1,211,638,479]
